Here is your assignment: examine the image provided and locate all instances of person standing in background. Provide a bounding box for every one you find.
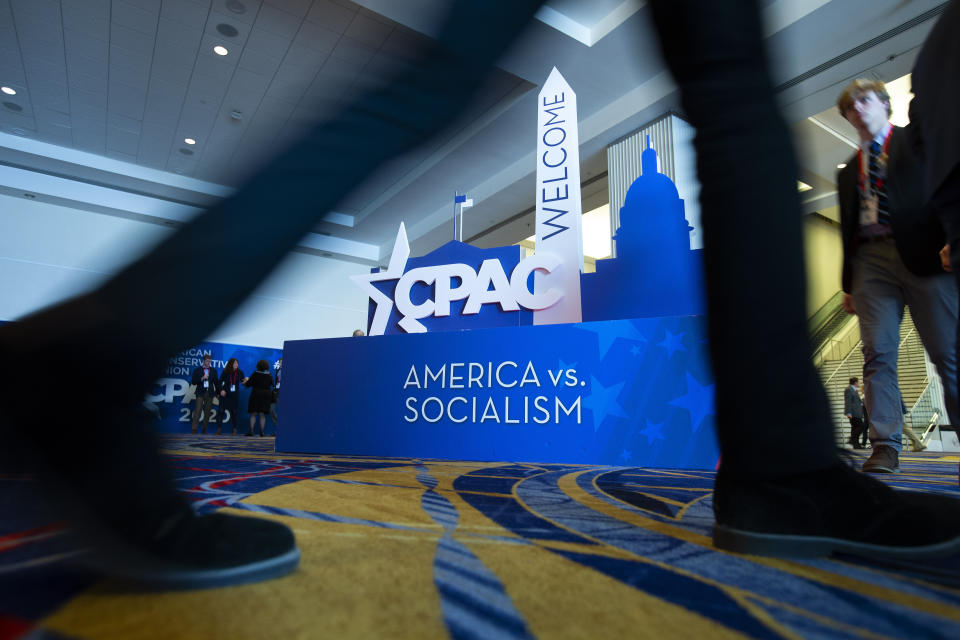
[845,377,866,449]
[244,360,274,437]
[190,354,219,434]
[269,358,282,431]
[217,358,244,435]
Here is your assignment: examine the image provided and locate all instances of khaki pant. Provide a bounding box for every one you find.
[192,393,215,433]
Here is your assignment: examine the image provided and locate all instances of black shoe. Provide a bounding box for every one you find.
[712,463,960,559]
[863,444,899,473]
[78,510,300,590]
[4,400,300,590]
[245,432,253,437]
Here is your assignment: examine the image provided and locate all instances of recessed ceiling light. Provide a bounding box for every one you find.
[179,148,194,155]
[226,0,247,14]
[3,101,23,112]
[213,45,229,56]
[184,137,196,145]
[216,23,239,38]
[837,163,847,169]
[797,180,812,192]
[1,86,16,95]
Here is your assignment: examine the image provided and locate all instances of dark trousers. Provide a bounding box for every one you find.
[912,1,960,423]
[217,394,240,434]
[848,417,867,448]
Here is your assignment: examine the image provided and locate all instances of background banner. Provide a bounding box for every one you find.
[144,341,283,433]
[280,316,718,469]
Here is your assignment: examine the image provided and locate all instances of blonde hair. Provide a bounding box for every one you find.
[837,78,892,118]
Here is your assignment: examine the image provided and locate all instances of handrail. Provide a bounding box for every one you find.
[812,313,858,369]
[823,321,919,388]
[822,334,863,389]
[920,411,941,446]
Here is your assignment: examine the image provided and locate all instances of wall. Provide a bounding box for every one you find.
[0,193,370,348]
[803,213,843,316]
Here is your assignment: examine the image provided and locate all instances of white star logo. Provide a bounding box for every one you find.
[351,223,410,336]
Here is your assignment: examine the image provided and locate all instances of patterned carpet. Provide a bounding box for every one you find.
[2,436,959,639]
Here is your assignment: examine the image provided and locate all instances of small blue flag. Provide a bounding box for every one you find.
[454,194,467,203]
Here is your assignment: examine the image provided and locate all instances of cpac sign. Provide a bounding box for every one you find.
[353,67,583,336]
[353,223,564,334]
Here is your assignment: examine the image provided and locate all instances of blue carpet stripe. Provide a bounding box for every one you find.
[232,503,430,531]
[415,465,533,640]
[516,470,960,638]
[586,469,960,605]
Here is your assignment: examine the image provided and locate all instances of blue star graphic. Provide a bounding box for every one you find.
[582,376,628,432]
[582,321,647,359]
[658,330,687,358]
[557,358,579,377]
[668,373,715,433]
[638,419,667,445]
[629,344,643,356]
[619,448,633,463]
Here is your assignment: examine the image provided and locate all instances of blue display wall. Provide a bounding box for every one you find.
[145,341,283,433]
[279,316,718,469]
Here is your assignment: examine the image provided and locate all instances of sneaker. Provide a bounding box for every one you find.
[76,510,300,590]
[712,463,960,559]
[863,444,899,473]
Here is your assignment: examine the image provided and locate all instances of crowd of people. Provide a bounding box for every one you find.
[188,356,283,437]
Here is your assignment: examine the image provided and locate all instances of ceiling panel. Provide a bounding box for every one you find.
[110,23,156,58]
[254,2,301,38]
[60,0,110,40]
[111,0,160,36]
[306,0,354,34]
[162,0,211,27]
[294,19,340,53]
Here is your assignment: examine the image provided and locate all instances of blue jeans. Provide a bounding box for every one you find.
[852,239,959,451]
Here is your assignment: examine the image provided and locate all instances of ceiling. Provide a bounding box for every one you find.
[0,0,951,265]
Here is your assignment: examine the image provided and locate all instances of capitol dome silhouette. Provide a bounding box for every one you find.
[581,135,704,321]
[615,136,693,268]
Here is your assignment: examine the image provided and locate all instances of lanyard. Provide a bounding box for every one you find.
[857,127,893,197]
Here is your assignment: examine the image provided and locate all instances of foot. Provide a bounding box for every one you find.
[863,444,899,473]
[712,462,960,559]
[245,432,253,437]
[77,509,300,590]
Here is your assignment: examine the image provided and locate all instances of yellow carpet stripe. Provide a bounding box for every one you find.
[558,470,960,623]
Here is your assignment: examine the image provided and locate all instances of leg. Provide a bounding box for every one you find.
[216,395,224,434]
[850,243,906,460]
[191,397,202,434]
[902,268,960,426]
[648,0,960,558]
[200,396,213,434]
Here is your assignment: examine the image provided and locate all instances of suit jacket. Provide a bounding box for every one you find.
[844,385,863,419]
[219,368,244,396]
[838,126,946,293]
[910,0,960,201]
[191,365,220,396]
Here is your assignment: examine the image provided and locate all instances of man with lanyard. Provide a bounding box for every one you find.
[190,354,220,434]
[836,79,959,473]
